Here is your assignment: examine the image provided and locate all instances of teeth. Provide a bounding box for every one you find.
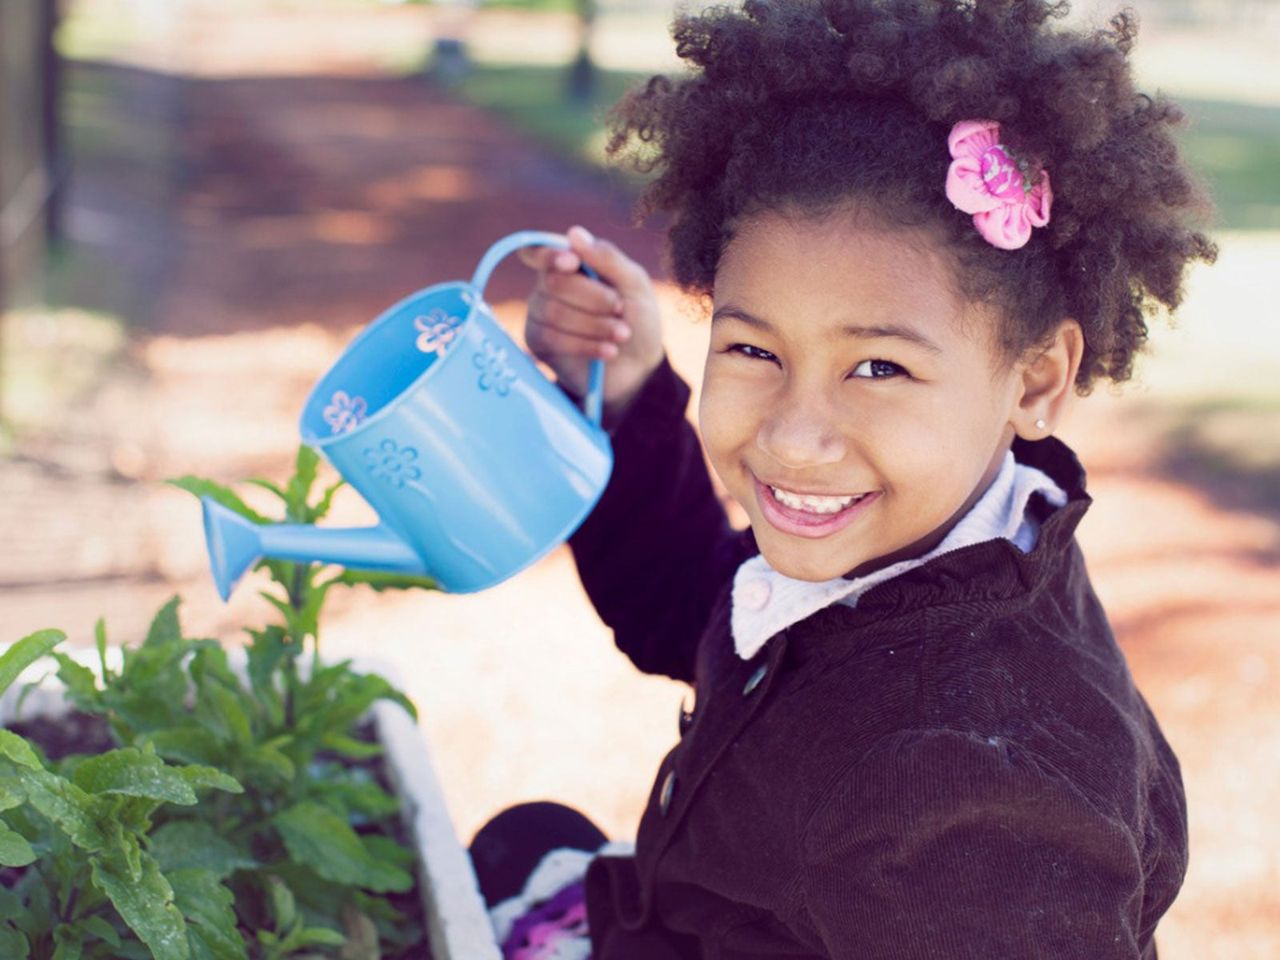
[770,486,865,515]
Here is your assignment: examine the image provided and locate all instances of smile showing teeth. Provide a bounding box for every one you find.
[769,486,866,515]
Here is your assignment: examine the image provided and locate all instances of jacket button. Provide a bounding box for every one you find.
[659,770,677,816]
[742,663,768,696]
[678,696,695,735]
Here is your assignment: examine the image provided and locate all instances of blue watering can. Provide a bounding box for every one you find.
[201,231,613,600]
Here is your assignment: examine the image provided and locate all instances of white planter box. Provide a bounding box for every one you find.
[0,649,502,960]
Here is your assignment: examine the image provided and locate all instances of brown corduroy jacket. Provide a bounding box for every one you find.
[567,358,1187,960]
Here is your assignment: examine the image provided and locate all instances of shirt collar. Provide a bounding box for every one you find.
[730,445,1069,660]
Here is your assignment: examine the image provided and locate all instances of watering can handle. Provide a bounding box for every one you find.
[469,230,607,428]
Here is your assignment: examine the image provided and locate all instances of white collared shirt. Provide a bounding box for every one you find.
[730,450,1068,660]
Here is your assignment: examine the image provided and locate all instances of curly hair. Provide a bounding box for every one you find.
[605,0,1217,391]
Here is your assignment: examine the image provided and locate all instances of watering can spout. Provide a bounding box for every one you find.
[201,497,428,601]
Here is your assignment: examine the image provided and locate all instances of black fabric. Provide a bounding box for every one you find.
[563,357,1187,960]
[470,801,609,908]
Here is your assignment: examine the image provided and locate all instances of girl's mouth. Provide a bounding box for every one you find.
[753,477,879,539]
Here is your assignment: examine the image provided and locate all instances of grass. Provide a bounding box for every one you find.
[1178,98,1280,230]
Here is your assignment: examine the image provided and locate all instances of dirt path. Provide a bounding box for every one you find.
[3,4,1276,957]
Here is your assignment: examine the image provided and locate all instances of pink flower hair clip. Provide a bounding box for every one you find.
[945,119,1052,250]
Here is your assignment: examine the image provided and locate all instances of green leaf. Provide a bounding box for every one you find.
[167,476,270,526]
[245,627,289,728]
[113,639,192,728]
[338,905,380,960]
[145,597,184,648]
[145,727,224,767]
[91,852,189,960]
[271,875,301,934]
[13,767,110,850]
[168,868,248,960]
[73,749,198,806]
[360,832,414,870]
[258,592,297,632]
[244,743,295,785]
[0,923,30,957]
[177,765,242,796]
[117,829,145,882]
[319,734,383,760]
[0,822,36,866]
[0,778,23,811]
[53,654,102,710]
[328,569,439,594]
[282,925,345,951]
[306,479,345,523]
[244,477,289,503]
[13,863,54,935]
[95,618,111,682]
[286,446,321,521]
[194,679,252,748]
[0,629,65,697]
[52,923,85,960]
[150,822,258,879]
[274,802,412,894]
[308,776,399,821]
[0,731,41,770]
[79,915,123,949]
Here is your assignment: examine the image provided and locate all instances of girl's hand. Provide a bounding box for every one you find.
[519,225,664,418]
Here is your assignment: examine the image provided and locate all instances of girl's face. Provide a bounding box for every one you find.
[700,208,1025,582]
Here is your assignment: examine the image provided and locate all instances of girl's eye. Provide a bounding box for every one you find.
[725,343,780,365]
[850,359,907,379]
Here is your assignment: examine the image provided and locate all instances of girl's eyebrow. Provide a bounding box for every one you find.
[711,306,943,354]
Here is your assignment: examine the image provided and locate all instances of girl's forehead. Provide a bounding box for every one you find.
[713,209,1005,358]
[717,212,965,317]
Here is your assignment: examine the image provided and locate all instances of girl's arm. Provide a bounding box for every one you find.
[567,355,753,682]
[521,227,753,683]
[799,728,1156,959]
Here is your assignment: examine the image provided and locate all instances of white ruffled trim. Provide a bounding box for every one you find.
[731,451,1068,660]
[488,840,635,944]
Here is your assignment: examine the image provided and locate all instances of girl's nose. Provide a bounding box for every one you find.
[756,398,847,469]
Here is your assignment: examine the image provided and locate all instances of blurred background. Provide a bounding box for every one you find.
[1,0,1277,955]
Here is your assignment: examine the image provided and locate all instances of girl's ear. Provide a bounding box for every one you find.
[1013,318,1084,439]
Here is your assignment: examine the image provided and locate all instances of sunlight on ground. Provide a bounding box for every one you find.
[1136,231,1280,402]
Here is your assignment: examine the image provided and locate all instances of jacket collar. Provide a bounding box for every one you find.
[791,434,1094,639]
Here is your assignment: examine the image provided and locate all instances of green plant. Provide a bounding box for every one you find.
[1,448,440,958]
[1,628,245,959]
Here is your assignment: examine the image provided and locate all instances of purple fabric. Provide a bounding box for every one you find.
[502,880,590,960]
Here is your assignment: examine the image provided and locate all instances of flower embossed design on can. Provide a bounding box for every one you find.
[323,390,368,435]
[413,307,464,358]
[473,338,517,396]
[364,438,422,488]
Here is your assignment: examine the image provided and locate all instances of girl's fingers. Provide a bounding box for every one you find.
[518,245,581,274]
[565,226,650,299]
[527,313,620,361]
[540,269,624,318]
[529,290,631,344]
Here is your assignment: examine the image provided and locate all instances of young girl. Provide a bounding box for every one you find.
[469,2,1215,957]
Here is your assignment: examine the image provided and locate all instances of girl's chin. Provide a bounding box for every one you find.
[753,538,863,583]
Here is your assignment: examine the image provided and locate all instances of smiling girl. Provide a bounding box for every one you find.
[469,2,1216,958]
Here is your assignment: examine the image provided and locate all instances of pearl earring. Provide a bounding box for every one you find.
[1035,418,1048,431]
